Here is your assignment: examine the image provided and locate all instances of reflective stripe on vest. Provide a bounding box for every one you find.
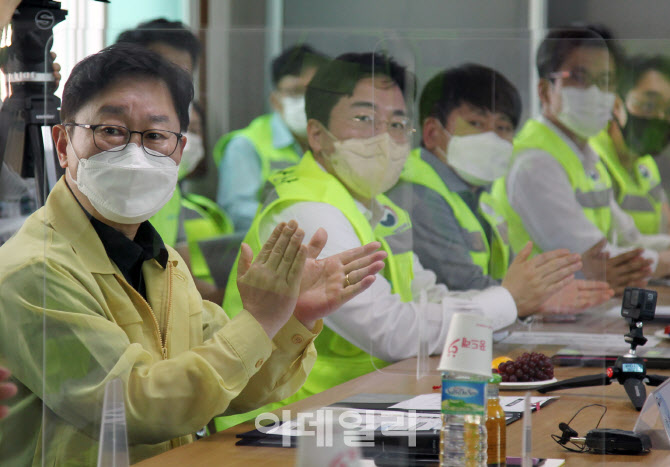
[589,129,663,234]
[575,188,612,208]
[374,193,415,295]
[619,195,655,212]
[478,191,510,280]
[212,113,302,182]
[492,119,613,255]
[399,148,509,279]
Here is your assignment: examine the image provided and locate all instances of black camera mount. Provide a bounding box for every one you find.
[538,287,668,411]
[0,0,107,207]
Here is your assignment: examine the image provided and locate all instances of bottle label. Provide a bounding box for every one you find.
[441,379,487,415]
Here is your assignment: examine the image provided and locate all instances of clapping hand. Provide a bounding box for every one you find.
[237,221,308,339]
[502,241,582,317]
[237,220,387,337]
[539,279,614,315]
[293,228,387,330]
[581,239,652,296]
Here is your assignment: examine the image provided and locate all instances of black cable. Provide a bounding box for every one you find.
[551,404,607,453]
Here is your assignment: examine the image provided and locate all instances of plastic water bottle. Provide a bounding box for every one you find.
[440,371,488,467]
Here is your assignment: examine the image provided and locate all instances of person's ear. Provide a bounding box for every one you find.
[53,124,70,169]
[174,133,187,164]
[612,94,627,128]
[423,117,444,153]
[307,119,325,154]
[538,78,552,108]
[270,90,282,113]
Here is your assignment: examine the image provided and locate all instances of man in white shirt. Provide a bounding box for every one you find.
[494,27,670,294]
[222,53,592,407]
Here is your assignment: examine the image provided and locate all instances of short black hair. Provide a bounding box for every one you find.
[60,43,193,132]
[271,44,329,86]
[305,52,416,128]
[116,18,201,69]
[618,55,670,97]
[536,26,615,79]
[419,63,522,129]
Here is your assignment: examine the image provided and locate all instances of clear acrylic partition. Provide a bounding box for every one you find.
[0,2,666,463]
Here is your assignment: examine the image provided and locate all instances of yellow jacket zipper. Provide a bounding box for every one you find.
[116,267,172,360]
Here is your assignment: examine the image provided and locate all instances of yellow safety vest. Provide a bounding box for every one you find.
[400,148,510,280]
[181,193,234,283]
[215,152,415,431]
[492,119,613,255]
[149,186,182,247]
[212,113,302,181]
[590,129,664,234]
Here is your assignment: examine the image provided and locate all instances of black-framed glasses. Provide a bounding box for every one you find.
[626,93,670,120]
[64,123,183,157]
[549,69,617,91]
[348,115,416,141]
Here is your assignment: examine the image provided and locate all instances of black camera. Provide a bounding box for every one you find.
[621,287,657,322]
[0,0,109,205]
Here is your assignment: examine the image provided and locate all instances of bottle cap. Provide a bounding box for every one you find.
[489,373,502,384]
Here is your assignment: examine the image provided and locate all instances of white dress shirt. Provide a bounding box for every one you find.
[258,168,517,362]
[506,117,670,272]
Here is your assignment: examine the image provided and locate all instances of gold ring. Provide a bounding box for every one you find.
[345,273,351,287]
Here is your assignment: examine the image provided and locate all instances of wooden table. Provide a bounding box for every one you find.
[135,297,670,466]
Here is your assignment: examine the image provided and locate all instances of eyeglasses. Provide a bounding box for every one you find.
[64,123,183,157]
[348,115,415,141]
[626,94,670,120]
[550,69,617,91]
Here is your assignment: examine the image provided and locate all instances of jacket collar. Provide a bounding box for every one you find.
[45,177,119,274]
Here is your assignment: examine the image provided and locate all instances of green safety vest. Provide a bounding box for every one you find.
[400,148,510,280]
[212,113,302,182]
[181,193,234,283]
[589,129,664,235]
[492,119,613,255]
[215,151,415,431]
[149,186,182,247]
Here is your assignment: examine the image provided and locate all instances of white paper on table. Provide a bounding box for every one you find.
[498,331,659,349]
[388,393,555,413]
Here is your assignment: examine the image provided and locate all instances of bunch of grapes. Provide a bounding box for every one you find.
[496,352,554,383]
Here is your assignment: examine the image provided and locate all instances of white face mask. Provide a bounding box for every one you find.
[326,131,410,199]
[178,132,204,180]
[556,85,615,139]
[68,141,178,224]
[441,131,514,187]
[280,95,308,137]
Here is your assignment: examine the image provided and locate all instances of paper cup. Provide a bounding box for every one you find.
[437,312,493,377]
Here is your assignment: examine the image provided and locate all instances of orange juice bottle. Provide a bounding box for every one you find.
[486,374,506,466]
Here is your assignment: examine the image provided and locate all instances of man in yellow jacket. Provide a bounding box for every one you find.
[0,44,384,466]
